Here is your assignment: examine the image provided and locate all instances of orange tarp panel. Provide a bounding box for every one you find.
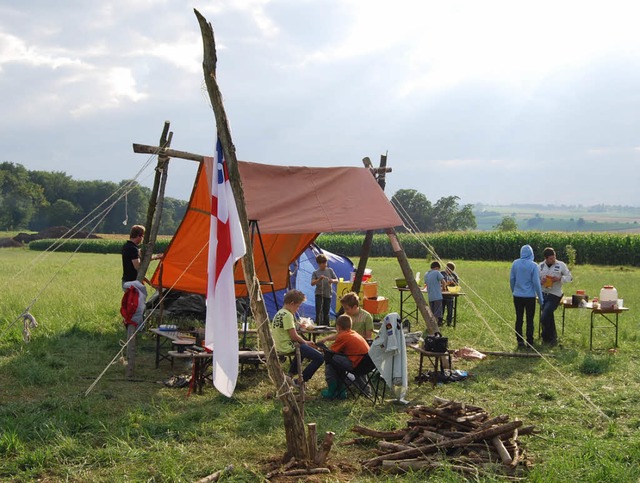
[149,160,402,296]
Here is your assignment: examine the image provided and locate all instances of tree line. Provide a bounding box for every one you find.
[390,189,477,232]
[1,163,477,235]
[0,162,187,234]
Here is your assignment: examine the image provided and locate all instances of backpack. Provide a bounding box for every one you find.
[120,285,140,327]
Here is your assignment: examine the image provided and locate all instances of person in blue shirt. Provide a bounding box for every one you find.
[424,261,446,326]
[510,245,545,348]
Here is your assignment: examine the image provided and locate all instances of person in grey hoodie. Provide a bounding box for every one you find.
[509,245,544,348]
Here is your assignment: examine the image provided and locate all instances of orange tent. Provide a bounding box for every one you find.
[150,160,403,297]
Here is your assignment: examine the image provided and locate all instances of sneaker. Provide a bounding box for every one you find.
[346,373,356,382]
[293,378,305,391]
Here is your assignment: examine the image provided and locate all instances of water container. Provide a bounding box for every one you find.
[599,285,618,310]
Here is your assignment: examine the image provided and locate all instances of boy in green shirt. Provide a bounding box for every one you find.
[270,289,324,386]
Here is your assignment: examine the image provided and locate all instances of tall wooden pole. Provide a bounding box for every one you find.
[126,124,171,379]
[352,155,387,295]
[195,9,308,460]
[385,228,439,335]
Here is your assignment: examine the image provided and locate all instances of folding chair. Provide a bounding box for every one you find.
[336,353,386,404]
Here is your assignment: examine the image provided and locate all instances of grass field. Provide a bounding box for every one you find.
[1,247,640,482]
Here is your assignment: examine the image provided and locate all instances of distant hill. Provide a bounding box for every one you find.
[473,203,640,232]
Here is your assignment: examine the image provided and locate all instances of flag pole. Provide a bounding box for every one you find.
[195,9,309,460]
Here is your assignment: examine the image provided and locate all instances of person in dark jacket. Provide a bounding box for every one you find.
[509,245,544,348]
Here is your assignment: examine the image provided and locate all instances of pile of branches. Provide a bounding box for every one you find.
[351,397,535,478]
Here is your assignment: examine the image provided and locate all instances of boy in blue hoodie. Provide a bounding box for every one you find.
[509,245,544,348]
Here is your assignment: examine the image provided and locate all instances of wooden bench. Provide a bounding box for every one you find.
[167,349,267,395]
[150,327,259,368]
[408,344,453,386]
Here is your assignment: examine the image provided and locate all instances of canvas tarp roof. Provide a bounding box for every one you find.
[150,159,403,297]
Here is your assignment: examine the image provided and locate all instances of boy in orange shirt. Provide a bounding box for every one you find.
[319,314,370,399]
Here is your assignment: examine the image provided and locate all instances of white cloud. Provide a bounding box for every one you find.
[0,32,82,71]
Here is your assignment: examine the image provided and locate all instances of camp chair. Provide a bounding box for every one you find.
[326,352,385,404]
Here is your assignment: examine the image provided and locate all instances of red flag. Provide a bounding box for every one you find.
[205,139,246,397]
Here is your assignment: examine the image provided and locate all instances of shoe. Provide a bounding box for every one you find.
[293,378,305,391]
[321,380,339,399]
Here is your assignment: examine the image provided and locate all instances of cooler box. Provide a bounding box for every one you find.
[335,281,364,312]
[363,281,378,299]
[363,296,389,315]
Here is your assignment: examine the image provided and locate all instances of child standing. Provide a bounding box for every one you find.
[424,261,446,326]
[441,261,459,327]
[311,253,338,326]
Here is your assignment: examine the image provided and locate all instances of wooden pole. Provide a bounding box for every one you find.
[358,153,439,335]
[126,124,171,379]
[195,9,308,461]
[385,227,439,335]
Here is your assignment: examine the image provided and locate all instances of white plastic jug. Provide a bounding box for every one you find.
[599,285,618,310]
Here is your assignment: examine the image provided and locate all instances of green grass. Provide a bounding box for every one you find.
[1,248,640,481]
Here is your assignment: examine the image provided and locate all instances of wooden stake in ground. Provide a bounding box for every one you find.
[194,9,309,461]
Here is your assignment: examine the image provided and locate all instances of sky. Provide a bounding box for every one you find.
[2,0,640,207]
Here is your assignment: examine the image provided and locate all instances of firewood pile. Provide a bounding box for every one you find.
[351,397,536,477]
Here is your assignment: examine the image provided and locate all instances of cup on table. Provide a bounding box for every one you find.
[618,299,623,308]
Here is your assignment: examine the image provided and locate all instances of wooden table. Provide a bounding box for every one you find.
[408,344,452,386]
[298,326,336,342]
[590,306,628,350]
[168,349,267,395]
[558,298,629,350]
[150,328,196,368]
[150,327,259,368]
[395,287,465,328]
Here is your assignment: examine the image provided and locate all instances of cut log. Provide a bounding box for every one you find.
[491,436,513,465]
[280,468,330,476]
[196,464,233,483]
[307,423,317,463]
[315,431,335,466]
[378,441,414,452]
[351,425,407,440]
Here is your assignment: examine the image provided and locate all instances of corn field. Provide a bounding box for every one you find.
[29,231,640,266]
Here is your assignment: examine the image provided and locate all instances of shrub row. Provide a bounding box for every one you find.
[29,231,640,266]
[316,231,640,266]
[29,238,171,254]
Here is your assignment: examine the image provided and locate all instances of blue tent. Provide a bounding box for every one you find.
[264,244,355,321]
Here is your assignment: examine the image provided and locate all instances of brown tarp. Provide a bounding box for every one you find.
[150,160,403,296]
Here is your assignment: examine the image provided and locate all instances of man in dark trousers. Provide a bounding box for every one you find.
[538,247,572,346]
[122,225,145,288]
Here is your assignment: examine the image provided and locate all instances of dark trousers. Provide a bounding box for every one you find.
[513,296,536,345]
[325,353,367,390]
[289,344,324,382]
[540,293,561,343]
[315,295,332,326]
[443,295,454,325]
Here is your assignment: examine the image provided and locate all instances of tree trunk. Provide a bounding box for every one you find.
[195,9,308,460]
